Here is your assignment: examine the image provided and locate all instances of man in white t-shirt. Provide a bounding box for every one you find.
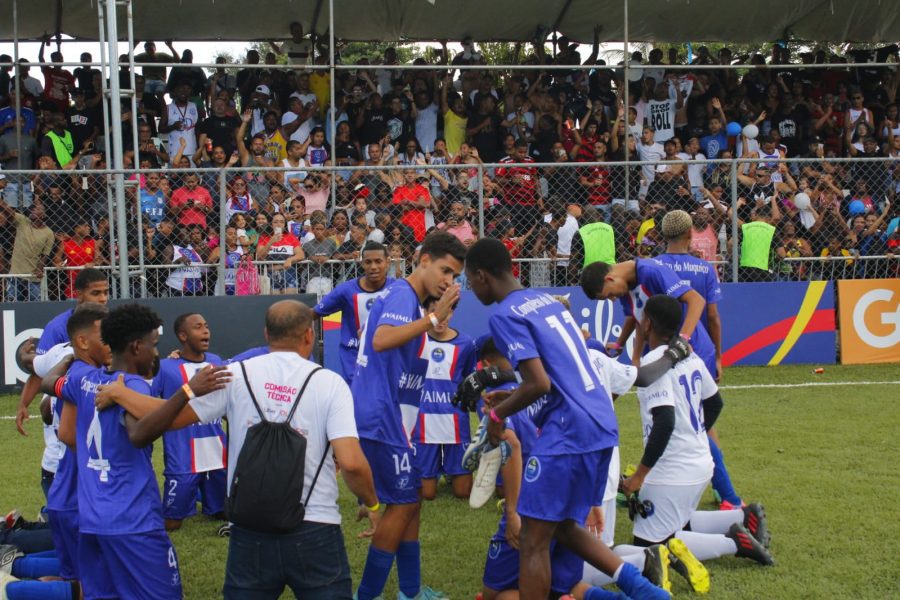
[678,137,707,203]
[637,126,666,197]
[646,77,684,143]
[413,90,439,153]
[272,22,313,66]
[101,301,380,598]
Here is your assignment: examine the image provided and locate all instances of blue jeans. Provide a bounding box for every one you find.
[6,277,41,302]
[224,522,352,600]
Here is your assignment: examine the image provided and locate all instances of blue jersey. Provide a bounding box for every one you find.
[655,253,723,332]
[228,346,269,362]
[351,279,425,446]
[37,309,73,355]
[151,355,226,476]
[412,332,477,445]
[140,189,166,226]
[489,289,618,455]
[626,258,716,367]
[67,369,163,535]
[314,277,393,382]
[48,359,96,512]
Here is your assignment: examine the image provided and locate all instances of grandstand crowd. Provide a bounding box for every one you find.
[0,30,899,300]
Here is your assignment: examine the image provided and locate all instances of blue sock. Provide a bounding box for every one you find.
[615,562,668,600]
[708,436,742,506]
[11,555,60,578]
[6,580,73,600]
[356,546,395,600]
[396,541,421,598]
[26,551,56,559]
[585,586,629,600]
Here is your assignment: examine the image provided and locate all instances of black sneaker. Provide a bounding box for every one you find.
[217,523,232,538]
[742,503,771,548]
[727,523,775,566]
[642,544,672,593]
[0,545,23,576]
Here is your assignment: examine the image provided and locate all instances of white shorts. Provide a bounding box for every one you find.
[633,481,706,543]
[600,496,616,547]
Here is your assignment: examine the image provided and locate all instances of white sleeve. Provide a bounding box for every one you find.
[608,361,638,396]
[33,344,74,378]
[637,375,675,411]
[698,361,719,400]
[188,366,236,423]
[324,372,358,441]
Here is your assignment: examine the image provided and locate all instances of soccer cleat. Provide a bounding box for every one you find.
[462,416,491,472]
[667,538,710,594]
[496,498,506,515]
[0,573,20,600]
[0,546,22,576]
[398,586,448,600]
[718,499,746,511]
[615,561,670,600]
[742,503,771,548]
[727,523,775,566]
[469,445,503,509]
[642,544,671,593]
[217,522,232,537]
[1,512,23,532]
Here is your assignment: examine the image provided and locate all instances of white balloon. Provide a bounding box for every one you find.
[793,192,811,210]
[742,124,759,140]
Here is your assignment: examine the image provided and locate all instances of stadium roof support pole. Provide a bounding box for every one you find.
[126,0,146,297]
[309,0,325,62]
[96,0,118,298]
[730,161,739,283]
[328,0,336,214]
[12,0,22,207]
[104,0,130,298]
[623,0,630,205]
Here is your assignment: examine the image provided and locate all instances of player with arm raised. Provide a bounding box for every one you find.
[313,241,393,385]
[617,295,773,593]
[465,238,683,600]
[352,231,465,600]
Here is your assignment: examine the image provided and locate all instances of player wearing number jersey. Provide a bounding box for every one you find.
[352,232,466,600]
[151,313,226,531]
[54,304,182,600]
[314,242,392,384]
[618,295,773,587]
[412,296,478,500]
[466,238,673,600]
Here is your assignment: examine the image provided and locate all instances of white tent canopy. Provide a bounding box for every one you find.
[1,0,898,44]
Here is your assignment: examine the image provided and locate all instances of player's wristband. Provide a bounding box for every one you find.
[366,502,381,512]
[489,408,503,424]
[181,383,195,400]
[608,342,622,350]
[427,312,439,328]
[678,333,691,342]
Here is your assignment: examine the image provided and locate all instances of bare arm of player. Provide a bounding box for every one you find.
[677,288,706,340]
[612,315,636,351]
[486,358,551,445]
[371,283,460,352]
[499,428,523,549]
[332,437,380,537]
[16,374,42,436]
[58,401,76,449]
[707,303,723,381]
[38,355,75,397]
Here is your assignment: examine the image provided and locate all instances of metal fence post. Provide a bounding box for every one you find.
[218,171,228,296]
[477,164,485,238]
[730,159,739,283]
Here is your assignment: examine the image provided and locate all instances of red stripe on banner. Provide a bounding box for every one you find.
[322,314,342,331]
[722,309,835,366]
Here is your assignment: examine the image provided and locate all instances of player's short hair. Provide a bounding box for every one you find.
[420,231,466,263]
[66,302,109,340]
[465,238,511,278]
[477,337,503,362]
[73,268,107,292]
[173,313,201,337]
[101,304,163,353]
[361,241,388,257]
[661,210,693,239]
[265,300,313,343]
[644,295,682,341]
[580,261,612,298]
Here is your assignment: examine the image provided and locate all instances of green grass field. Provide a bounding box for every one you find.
[1,364,899,599]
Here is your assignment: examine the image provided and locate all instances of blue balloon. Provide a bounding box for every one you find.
[726,122,742,136]
[848,200,867,216]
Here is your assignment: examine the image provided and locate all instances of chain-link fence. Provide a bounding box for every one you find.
[0,156,896,301]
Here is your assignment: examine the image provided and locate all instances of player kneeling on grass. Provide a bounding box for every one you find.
[412,296,478,500]
[614,295,773,592]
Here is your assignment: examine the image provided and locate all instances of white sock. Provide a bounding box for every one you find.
[688,508,743,534]
[584,551,645,587]
[674,530,738,560]
[601,498,616,547]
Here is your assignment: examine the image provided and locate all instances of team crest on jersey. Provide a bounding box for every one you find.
[431,347,445,363]
[366,297,376,309]
[524,456,541,482]
[488,540,501,559]
[396,476,410,489]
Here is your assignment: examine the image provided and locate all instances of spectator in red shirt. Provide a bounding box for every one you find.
[169,173,213,229]
[497,139,542,233]
[38,40,76,113]
[579,140,612,217]
[54,215,97,298]
[392,169,432,242]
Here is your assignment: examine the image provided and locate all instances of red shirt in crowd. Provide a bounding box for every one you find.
[497,156,538,205]
[170,185,214,228]
[41,66,76,113]
[393,183,431,242]
[580,165,612,206]
[62,238,96,298]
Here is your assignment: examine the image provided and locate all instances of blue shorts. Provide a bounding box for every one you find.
[415,442,469,479]
[163,470,227,520]
[517,449,612,524]
[359,438,420,505]
[271,266,298,290]
[47,509,79,580]
[482,537,582,594]
[79,530,182,600]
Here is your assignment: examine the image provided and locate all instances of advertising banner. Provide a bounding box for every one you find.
[838,279,900,365]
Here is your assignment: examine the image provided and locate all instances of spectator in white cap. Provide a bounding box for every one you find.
[250,84,277,136]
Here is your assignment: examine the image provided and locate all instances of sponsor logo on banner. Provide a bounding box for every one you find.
[839,280,900,365]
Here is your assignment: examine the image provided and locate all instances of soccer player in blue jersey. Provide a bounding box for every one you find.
[152,313,227,531]
[656,210,745,510]
[413,295,478,500]
[52,304,180,599]
[314,241,393,384]
[465,238,673,600]
[353,231,466,600]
